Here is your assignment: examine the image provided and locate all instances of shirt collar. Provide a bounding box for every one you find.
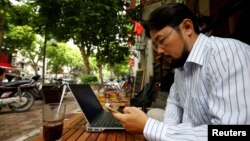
[183,33,209,70]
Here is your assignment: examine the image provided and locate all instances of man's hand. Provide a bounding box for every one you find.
[112,107,148,133]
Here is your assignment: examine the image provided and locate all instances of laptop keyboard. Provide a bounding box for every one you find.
[92,112,122,127]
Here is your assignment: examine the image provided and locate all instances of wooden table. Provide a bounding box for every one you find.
[99,97,130,107]
[33,113,145,141]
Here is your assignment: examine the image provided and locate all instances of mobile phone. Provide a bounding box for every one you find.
[104,103,122,113]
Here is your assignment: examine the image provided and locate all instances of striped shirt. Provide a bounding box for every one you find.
[143,34,250,141]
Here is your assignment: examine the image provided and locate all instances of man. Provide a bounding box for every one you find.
[112,3,250,141]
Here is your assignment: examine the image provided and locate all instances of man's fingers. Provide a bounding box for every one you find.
[123,107,142,114]
[123,107,130,114]
[112,113,124,122]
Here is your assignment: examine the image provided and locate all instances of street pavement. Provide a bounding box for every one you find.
[0,93,80,141]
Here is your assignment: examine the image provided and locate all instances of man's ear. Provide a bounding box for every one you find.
[179,18,194,36]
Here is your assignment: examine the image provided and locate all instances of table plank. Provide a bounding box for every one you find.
[85,132,99,141]
[126,133,135,141]
[106,131,117,141]
[76,131,91,140]
[117,131,126,141]
[62,128,79,140]
[65,114,84,127]
[96,132,108,141]
[135,134,145,141]
[33,113,145,141]
[66,128,85,140]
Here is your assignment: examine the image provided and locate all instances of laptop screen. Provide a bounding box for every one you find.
[69,84,104,123]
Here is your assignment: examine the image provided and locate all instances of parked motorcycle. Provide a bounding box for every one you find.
[54,78,71,95]
[0,78,36,112]
[2,75,42,100]
[26,75,43,100]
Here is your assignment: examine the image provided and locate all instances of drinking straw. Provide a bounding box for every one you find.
[57,85,67,114]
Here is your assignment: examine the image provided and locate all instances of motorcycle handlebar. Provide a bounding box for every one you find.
[19,75,41,88]
[32,75,40,81]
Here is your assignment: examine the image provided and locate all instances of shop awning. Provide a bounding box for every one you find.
[0,53,12,70]
[0,62,11,69]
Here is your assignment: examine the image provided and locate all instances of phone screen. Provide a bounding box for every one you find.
[104,103,124,113]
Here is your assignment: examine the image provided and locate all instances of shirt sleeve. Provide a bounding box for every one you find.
[143,119,208,141]
[143,82,208,141]
[163,82,183,125]
[143,80,208,141]
[206,39,250,124]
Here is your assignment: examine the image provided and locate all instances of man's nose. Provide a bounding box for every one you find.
[156,46,165,54]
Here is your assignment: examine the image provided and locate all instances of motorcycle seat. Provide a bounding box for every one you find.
[2,80,32,87]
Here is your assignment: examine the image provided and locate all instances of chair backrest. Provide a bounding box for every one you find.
[42,83,62,104]
[130,83,158,112]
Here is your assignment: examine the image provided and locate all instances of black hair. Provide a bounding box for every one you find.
[143,3,200,38]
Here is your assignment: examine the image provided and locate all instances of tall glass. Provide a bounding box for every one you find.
[42,103,66,141]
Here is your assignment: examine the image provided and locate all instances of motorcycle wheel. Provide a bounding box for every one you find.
[8,91,35,112]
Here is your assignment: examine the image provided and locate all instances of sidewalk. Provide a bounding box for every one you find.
[0,93,80,141]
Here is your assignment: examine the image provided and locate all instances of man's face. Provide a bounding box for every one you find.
[150,26,190,69]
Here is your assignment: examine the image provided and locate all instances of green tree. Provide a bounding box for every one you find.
[0,0,9,51]
[4,24,36,52]
[0,1,45,75]
[4,24,45,75]
[19,35,43,75]
[1,1,38,52]
[2,0,134,82]
[112,62,130,80]
[34,0,131,75]
[46,42,83,78]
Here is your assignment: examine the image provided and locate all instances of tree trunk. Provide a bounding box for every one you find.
[79,47,90,74]
[97,63,103,84]
[31,63,39,76]
[0,1,8,51]
[0,25,4,52]
[29,54,39,76]
[42,33,48,83]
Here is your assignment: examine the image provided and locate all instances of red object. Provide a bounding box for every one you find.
[134,22,144,36]
[129,57,134,67]
[0,53,11,69]
[0,62,11,68]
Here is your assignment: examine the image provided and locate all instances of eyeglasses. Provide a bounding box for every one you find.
[153,27,175,51]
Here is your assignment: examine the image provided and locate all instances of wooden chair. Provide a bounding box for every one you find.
[41,83,62,104]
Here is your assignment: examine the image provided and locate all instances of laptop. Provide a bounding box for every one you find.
[68,84,124,132]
